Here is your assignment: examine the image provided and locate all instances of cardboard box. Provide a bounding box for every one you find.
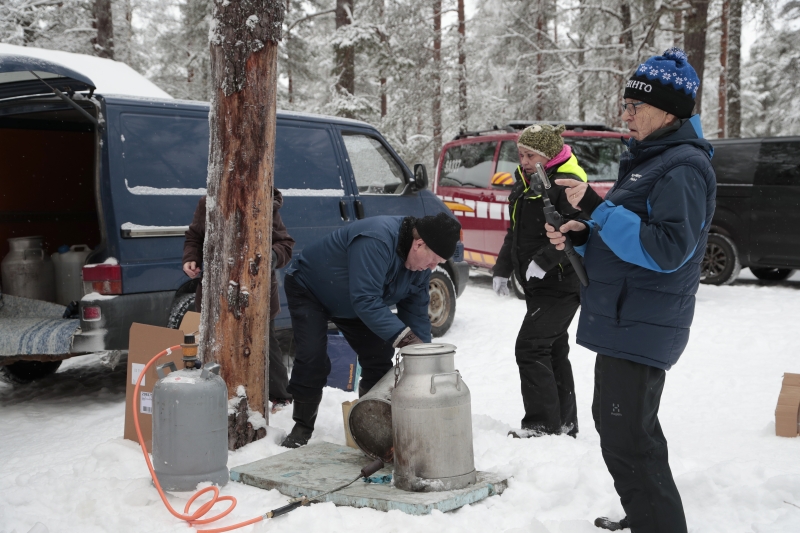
[180,311,201,337]
[775,372,800,438]
[123,322,186,452]
[341,400,359,449]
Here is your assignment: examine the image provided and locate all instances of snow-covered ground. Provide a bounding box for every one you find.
[2,271,799,533]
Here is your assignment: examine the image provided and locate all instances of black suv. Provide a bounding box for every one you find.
[704,136,800,284]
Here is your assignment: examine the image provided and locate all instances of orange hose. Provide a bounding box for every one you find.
[133,346,264,533]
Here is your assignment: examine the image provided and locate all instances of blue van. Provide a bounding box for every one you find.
[0,53,468,381]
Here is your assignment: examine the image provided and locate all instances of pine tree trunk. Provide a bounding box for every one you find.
[726,0,742,138]
[620,0,633,51]
[457,0,467,131]
[535,0,545,121]
[684,0,709,115]
[642,0,656,49]
[718,0,729,138]
[335,0,355,98]
[203,0,285,450]
[92,0,115,60]
[674,9,683,48]
[432,0,442,165]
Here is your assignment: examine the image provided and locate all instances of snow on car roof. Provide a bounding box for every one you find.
[0,43,172,99]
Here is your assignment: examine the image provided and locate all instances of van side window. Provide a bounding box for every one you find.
[756,141,800,187]
[342,134,405,194]
[567,138,625,182]
[440,142,497,188]
[121,113,209,189]
[274,124,342,191]
[493,141,519,188]
[713,142,759,185]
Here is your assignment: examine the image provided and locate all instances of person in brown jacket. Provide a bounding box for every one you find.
[182,189,296,408]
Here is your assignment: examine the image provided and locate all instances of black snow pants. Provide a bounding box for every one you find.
[284,274,395,401]
[592,354,687,533]
[515,268,580,436]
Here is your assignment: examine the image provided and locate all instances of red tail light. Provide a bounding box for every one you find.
[82,306,101,321]
[82,264,122,295]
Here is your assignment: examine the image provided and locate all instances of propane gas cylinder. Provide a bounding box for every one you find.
[152,336,229,491]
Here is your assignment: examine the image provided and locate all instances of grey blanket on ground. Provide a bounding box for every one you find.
[0,294,79,356]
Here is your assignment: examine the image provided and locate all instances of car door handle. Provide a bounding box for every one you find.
[355,200,365,219]
[339,200,349,221]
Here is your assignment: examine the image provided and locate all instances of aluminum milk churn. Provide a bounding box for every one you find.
[1,236,55,302]
[52,244,91,305]
[391,343,476,492]
[152,338,229,491]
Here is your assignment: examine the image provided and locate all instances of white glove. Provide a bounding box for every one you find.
[526,259,546,280]
[492,276,510,297]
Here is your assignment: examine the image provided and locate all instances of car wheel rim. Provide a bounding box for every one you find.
[703,243,727,278]
[428,277,451,327]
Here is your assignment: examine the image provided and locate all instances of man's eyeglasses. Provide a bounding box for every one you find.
[620,101,647,116]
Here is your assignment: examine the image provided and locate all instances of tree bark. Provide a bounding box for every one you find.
[620,0,633,51]
[432,0,442,165]
[718,0,729,138]
[674,8,683,48]
[457,0,467,131]
[727,0,742,137]
[684,0,710,114]
[642,0,656,49]
[203,0,285,450]
[92,0,114,60]
[335,0,355,97]
[535,0,545,121]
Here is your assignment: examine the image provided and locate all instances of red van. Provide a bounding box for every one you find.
[434,122,628,284]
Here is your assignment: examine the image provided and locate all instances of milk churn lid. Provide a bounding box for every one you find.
[399,343,456,356]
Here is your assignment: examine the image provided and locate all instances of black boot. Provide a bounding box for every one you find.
[594,517,629,531]
[281,395,322,448]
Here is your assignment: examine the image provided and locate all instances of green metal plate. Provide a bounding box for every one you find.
[230,442,507,516]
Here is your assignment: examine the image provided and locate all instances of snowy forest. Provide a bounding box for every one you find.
[1,0,798,169]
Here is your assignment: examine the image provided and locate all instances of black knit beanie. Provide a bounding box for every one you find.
[413,212,461,259]
[623,48,699,119]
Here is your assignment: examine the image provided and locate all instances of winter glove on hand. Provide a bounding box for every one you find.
[492,276,510,297]
[392,327,424,349]
[525,259,546,280]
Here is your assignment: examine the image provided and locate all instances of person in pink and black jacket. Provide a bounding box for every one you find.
[492,124,589,439]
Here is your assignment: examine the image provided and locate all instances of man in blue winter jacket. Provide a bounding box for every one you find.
[547,48,716,532]
[280,212,461,448]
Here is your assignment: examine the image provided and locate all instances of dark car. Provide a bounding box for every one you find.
[0,52,468,381]
[434,121,627,297]
[703,136,800,284]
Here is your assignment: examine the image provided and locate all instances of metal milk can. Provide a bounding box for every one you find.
[1,236,56,302]
[152,338,229,491]
[391,343,476,492]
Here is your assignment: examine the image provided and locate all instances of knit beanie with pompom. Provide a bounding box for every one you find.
[516,124,565,160]
[624,47,699,118]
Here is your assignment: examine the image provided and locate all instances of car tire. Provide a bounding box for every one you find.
[167,292,196,330]
[429,267,456,337]
[510,272,526,300]
[749,267,795,281]
[701,233,741,285]
[0,360,62,383]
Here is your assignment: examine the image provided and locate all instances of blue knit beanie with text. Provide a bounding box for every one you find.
[624,48,699,119]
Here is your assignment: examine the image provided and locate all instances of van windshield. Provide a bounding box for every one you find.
[566,138,625,183]
[440,142,496,188]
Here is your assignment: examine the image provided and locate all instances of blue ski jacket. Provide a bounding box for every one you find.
[285,216,431,343]
[574,116,717,369]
